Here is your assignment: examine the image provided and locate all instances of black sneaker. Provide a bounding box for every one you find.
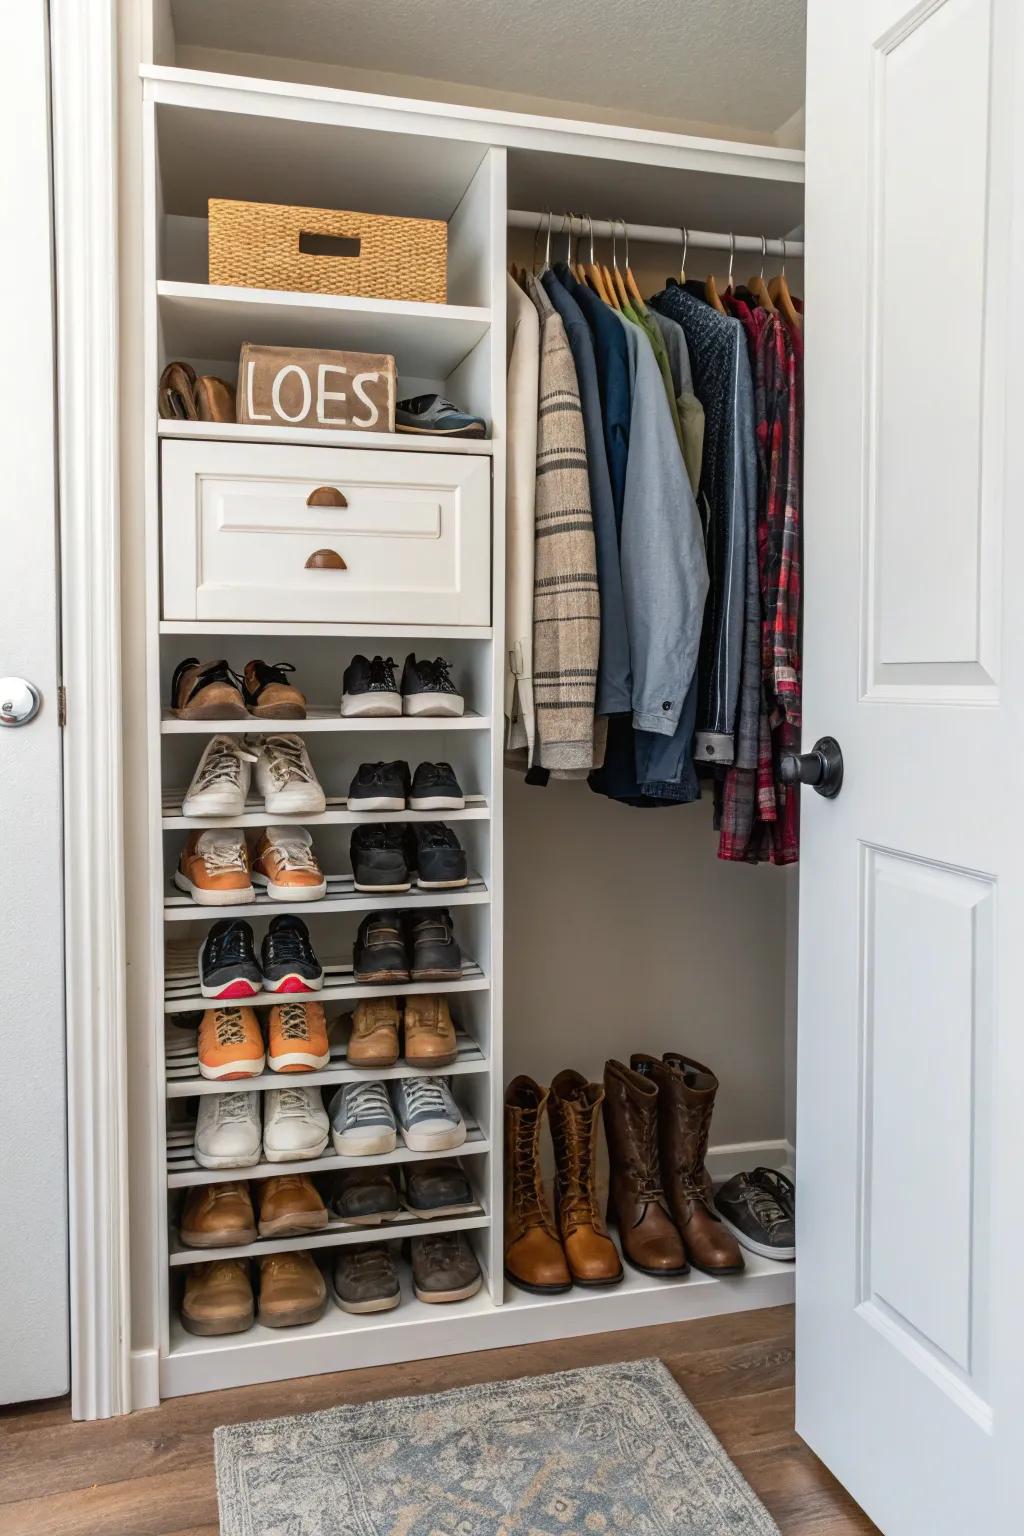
[199,920,261,1000]
[341,655,401,718]
[403,908,461,981]
[404,823,468,889]
[353,910,410,985]
[330,1166,401,1224]
[714,1167,795,1261]
[403,1160,477,1219]
[260,914,324,994]
[400,655,465,718]
[347,760,411,813]
[350,825,411,893]
[409,760,465,811]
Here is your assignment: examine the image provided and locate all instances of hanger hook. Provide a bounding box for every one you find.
[532,213,544,275]
[558,211,571,266]
[680,226,688,284]
[621,217,630,271]
[760,234,767,281]
[586,213,595,266]
[610,216,618,271]
[780,235,787,276]
[543,210,553,270]
[727,232,735,290]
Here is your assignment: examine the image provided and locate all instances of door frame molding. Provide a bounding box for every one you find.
[50,0,131,1419]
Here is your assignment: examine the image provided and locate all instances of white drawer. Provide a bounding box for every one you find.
[161,440,491,626]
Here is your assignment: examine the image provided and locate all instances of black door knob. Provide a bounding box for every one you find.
[778,736,844,798]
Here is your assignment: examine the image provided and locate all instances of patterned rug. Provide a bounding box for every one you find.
[214,1358,779,1535]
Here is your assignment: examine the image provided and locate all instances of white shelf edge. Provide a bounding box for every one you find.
[158,419,494,456]
[159,620,494,638]
[162,874,489,922]
[160,709,490,735]
[164,964,488,1015]
[167,1125,491,1188]
[165,1048,489,1099]
[157,278,492,328]
[168,1211,490,1266]
[160,795,490,829]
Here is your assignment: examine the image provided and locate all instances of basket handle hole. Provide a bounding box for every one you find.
[298,231,361,260]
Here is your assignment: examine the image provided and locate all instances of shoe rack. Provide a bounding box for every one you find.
[138,63,799,1402]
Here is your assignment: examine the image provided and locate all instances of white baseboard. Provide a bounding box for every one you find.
[130,1347,160,1410]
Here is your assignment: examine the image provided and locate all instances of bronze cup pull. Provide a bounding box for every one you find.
[306,485,348,508]
[305,548,347,570]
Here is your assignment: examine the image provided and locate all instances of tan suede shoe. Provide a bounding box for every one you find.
[180,1258,254,1336]
[256,1173,328,1238]
[257,1251,326,1327]
[251,827,327,902]
[171,657,247,720]
[175,829,255,907]
[404,995,457,1069]
[179,1181,257,1248]
[347,997,401,1068]
[243,660,307,720]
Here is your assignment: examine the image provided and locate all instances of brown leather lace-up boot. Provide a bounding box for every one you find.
[549,1070,624,1287]
[633,1052,745,1276]
[602,1060,688,1277]
[504,1076,572,1294]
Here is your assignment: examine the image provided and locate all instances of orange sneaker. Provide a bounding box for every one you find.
[198,1005,266,1080]
[267,1000,330,1073]
[251,827,327,902]
[175,829,254,906]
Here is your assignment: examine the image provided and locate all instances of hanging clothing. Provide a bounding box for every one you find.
[650,284,757,769]
[542,269,631,717]
[554,263,630,526]
[505,273,540,760]
[524,274,601,775]
[646,306,705,495]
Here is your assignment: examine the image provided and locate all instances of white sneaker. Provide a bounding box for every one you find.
[193,1091,262,1169]
[182,735,258,818]
[329,1081,398,1156]
[263,1086,330,1162]
[256,734,327,817]
[390,1076,466,1151]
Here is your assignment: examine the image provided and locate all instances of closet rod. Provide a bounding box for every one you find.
[508,210,804,259]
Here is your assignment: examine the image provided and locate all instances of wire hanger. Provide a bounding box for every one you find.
[678,226,688,287]
[749,234,777,314]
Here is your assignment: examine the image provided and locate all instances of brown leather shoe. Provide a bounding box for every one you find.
[549,1070,624,1287]
[636,1052,745,1276]
[179,1181,257,1248]
[404,994,457,1068]
[602,1060,688,1278]
[243,660,307,720]
[257,1250,327,1327]
[194,374,236,423]
[256,1173,328,1237]
[347,997,401,1068]
[180,1258,254,1335]
[171,657,247,720]
[504,1077,571,1294]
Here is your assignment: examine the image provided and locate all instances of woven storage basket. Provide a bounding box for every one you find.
[208,198,447,303]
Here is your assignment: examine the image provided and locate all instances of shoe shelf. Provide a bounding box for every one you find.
[158,419,494,457]
[166,1118,490,1188]
[163,955,488,1014]
[160,789,491,829]
[160,708,490,735]
[162,872,489,922]
[167,1208,490,1267]
[159,622,494,640]
[165,1025,488,1098]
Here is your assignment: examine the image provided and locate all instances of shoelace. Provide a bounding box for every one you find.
[346,1082,392,1123]
[359,762,395,788]
[264,923,314,966]
[213,1092,256,1124]
[415,822,457,849]
[415,761,456,788]
[195,736,258,791]
[173,657,244,708]
[356,825,405,851]
[421,658,458,694]
[746,1167,795,1230]
[213,1009,250,1048]
[206,925,253,968]
[276,1003,312,1042]
[262,735,317,789]
[198,834,249,874]
[511,1111,558,1234]
[274,1088,316,1118]
[400,1076,452,1121]
[266,836,320,874]
[369,656,398,692]
[345,1245,392,1274]
[259,660,297,686]
[552,1108,600,1230]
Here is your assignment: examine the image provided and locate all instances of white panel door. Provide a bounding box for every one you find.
[0,5,68,1400]
[798,0,1024,1528]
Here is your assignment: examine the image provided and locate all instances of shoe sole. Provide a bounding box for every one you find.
[182,794,247,818]
[330,1209,400,1226]
[346,1052,401,1069]
[402,695,465,717]
[258,1295,328,1329]
[252,874,328,902]
[353,878,412,893]
[336,1291,402,1314]
[415,876,469,890]
[414,1275,482,1303]
[197,939,261,1000]
[331,1129,398,1156]
[198,1057,266,1080]
[571,1270,626,1288]
[399,1125,466,1152]
[180,1304,254,1336]
[263,793,327,816]
[354,968,411,985]
[410,967,462,982]
[503,1270,573,1295]
[404,1051,457,1070]
[193,1147,262,1169]
[262,973,325,994]
[262,1136,329,1163]
[712,1211,793,1261]
[248,703,306,719]
[349,796,406,812]
[405,1200,477,1219]
[175,870,255,907]
[179,1226,258,1248]
[620,1253,690,1279]
[257,1211,329,1239]
[176,701,248,721]
[408,795,465,811]
[396,422,485,437]
[341,694,401,717]
[268,1050,331,1072]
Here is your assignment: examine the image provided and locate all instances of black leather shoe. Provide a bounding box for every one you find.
[403,908,461,981]
[404,823,468,889]
[350,825,410,892]
[353,910,410,984]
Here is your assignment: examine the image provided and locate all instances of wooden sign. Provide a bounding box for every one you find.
[237,343,397,433]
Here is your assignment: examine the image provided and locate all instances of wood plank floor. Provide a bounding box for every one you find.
[0,1304,877,1536]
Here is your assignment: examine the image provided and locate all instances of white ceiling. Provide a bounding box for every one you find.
[170,0,807,139]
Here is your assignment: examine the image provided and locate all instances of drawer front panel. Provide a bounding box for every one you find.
[162,440,491,625]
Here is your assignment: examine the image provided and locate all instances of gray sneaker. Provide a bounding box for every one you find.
[390,1076,466,1152]
[714,1167,795,1261]
[395,393,486,438]
[330,1167,401,1225]
[403,1160,476,1218]
[329,1080,397,1157]
[410,1230,481,1303]
[333,1243,401,1314]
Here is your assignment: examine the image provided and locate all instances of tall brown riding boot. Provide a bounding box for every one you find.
[633,1052,744,1276]
[602,1060,688,1277]
[548,1070,624,1287]
[504,1077,572,1294]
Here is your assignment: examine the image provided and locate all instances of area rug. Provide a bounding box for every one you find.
[214,1357,779,1535]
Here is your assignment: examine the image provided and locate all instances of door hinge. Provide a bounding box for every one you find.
[57,686,67,727]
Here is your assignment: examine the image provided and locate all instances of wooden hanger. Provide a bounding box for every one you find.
[621,218,648,314]
[748,235,777,314]
[581,216,614,305]
[596,218,621,310]
[609,219,631,311]
[705,232,733,314]
[677,226,688,287]
[768,236,802,329]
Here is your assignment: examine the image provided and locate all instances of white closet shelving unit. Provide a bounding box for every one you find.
[139,59,804,1400]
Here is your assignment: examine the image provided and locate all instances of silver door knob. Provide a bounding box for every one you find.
[0,677,41,726]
